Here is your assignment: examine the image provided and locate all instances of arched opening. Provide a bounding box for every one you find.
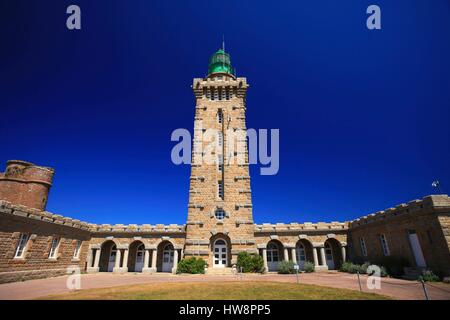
[99,240,117,272]
[324,238,343,270]
[128,241,145,272]
[266,240,283,272]
[209,233,231,268]
[157,241,174,272]
[295,239,314,269]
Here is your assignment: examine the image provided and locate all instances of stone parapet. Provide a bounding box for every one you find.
[254,221,348,233]
[348,195,450,229]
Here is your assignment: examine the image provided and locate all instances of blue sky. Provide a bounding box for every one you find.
[1,0,449,225]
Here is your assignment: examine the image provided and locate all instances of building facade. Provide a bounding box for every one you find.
[0,50,449,283]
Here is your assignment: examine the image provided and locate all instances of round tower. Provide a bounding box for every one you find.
[0,160,54,211]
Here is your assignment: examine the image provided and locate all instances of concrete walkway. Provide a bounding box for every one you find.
[0,272,449,300]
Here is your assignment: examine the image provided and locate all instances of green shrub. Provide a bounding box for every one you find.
[236,252,265,273]
[176,257,206,274]
[340,261,354,273]
[303,261,315,273]
[360,262,371,274]
[418,270,440,282]
[380,266,388,277]
[340,262,363,274]
[373,256,410,277]
[278,261,295,274]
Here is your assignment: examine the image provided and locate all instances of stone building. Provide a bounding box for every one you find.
[0,50,449,283]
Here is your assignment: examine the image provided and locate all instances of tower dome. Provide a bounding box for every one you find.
[207,49,236,77]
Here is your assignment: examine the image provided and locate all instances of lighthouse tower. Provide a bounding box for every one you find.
[184,49,257,269]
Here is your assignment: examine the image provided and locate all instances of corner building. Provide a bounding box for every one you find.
[0,50,449,283]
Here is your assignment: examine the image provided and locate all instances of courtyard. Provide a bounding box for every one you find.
[0,272,449,300]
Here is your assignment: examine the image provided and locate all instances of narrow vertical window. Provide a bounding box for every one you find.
[218,180,224,200]
[217,154,224,173]
[359,237,367,256]
[73,240,82,259]
[14,233,29,258]
[217,131,223,148]
[49,237,60,259]
[217,109,223,124]
[379,234,390,256]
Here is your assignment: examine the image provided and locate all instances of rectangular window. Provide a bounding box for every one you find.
[217,109,223,124]
[14,233,29,258]
[359,237,367,256]
[217,132,223,148]
[379,234,390,256]
[217,155,224,172]
[49,237,60,259]
[218,180,224,200]
[73,240,82,259]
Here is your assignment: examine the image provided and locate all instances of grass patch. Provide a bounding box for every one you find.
[39,281,390,300]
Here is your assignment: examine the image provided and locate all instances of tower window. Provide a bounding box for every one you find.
[218,180,224,200]
[217,109,223,124]
[215,208,225,220]
[218,132,223,147]
[217,155,224,172]
[14,233,29,258]
[49,237,60,259]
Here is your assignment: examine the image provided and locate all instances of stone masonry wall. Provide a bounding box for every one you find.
[348,195,450,276]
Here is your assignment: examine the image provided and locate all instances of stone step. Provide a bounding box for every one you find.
[206,267,235,275]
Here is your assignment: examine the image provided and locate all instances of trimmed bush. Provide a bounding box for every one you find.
[176,257,206,274]
[236,252,265,273]
[373,256,410,277]
[303,261,315,273]
[340,262,362,274]
[360,262,371,274]
[418,270,440,282]
[278,261,295,274]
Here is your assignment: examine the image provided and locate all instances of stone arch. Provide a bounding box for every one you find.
[128,240,145,272]
[295,238,314,269]
[156,240,175,272]
[209,233,231,268]
[266,239,284,272]
[324,238,343,270]
[99,240,118,272]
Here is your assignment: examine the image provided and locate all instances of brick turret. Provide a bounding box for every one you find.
[0,160,54,211]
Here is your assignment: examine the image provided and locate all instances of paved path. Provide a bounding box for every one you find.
[0,272,449,300]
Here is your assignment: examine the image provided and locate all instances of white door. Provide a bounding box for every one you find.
[108,247,117,272]
[214,239,227,268]
[325,243,335,269]
[162,245,174,272]
[267,243,280,271]
[135,245,144,272]
[296,244,306,269]
[408,231,426,267]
